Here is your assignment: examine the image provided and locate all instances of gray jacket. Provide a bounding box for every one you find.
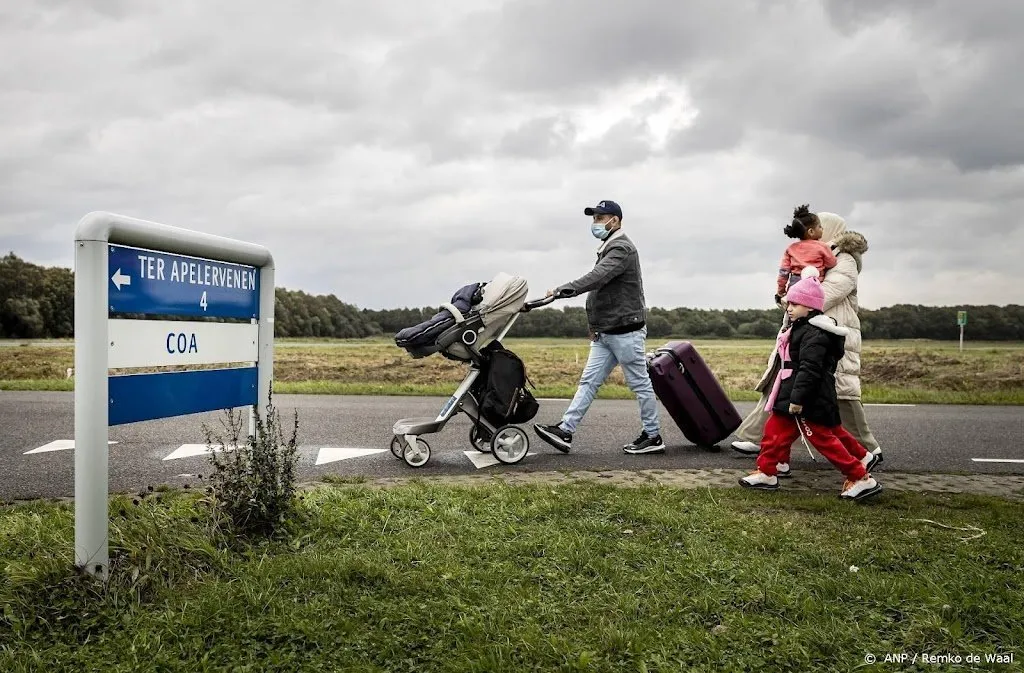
[555,232,647,334]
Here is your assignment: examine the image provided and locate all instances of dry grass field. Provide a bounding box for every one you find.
[2,337,1022,404]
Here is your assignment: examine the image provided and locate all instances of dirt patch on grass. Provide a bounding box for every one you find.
[862,348,1024,391]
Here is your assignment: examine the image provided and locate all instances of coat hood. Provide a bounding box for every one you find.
[831,230,868,272]
[809,313,850,337]
[833,231,868,256]
[818,212,847,243]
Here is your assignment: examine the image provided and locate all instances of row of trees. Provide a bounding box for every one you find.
[367,304,1024,340]
[2,253,1022,340]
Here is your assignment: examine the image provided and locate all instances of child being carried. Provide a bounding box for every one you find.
[775,204,837,307]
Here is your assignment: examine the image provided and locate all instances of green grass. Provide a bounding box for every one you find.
[0,378,74,392]
[2,483,1022,671]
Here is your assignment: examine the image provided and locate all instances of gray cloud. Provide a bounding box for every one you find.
[498,115,576,159]
[1,0,1021,314]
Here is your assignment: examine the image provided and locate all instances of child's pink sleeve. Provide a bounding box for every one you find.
[777,248,792,296]
[820,242,837,270]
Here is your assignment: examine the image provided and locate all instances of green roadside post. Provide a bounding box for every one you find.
[957,310,967,351]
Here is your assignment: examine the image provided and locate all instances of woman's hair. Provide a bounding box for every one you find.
[784,204,820,239]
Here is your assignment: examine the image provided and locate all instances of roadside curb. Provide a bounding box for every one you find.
[311,468,1024,501]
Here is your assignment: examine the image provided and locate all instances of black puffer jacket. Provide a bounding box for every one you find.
[772,312,850,427]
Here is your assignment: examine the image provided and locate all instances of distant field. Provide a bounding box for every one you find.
[2,337,1022,405]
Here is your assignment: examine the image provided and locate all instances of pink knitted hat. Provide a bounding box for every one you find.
[783,267,825,311]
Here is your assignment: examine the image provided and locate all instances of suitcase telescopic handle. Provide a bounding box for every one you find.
[653,347,686,374]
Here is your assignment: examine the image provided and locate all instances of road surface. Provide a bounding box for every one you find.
[1,391,1022,500]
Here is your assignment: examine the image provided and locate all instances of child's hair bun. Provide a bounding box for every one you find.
[784,204,817,239]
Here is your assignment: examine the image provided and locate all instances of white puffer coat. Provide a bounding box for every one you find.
[756,213,869,400]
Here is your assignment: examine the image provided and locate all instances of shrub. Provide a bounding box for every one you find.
[202,390,299,537]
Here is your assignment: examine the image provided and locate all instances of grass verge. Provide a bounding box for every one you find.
[2,483,1022,671]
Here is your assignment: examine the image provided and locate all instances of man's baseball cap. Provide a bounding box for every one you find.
[583,200,622,219]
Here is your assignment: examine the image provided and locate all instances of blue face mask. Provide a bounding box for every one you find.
[591,221,611,240]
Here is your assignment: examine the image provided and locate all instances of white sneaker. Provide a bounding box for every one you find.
[840,476,882,501]
[731,440,760,455]
[860,451,882,471]
[739,470,779,490]
[776,462,792,478]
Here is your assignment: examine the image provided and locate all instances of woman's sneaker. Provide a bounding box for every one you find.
[776,462,792,478]
[731,440,760,455]
[623,432,665,454]
[860,450,883,472]
[534,424,572,453]
[840,475,882,501]
[738,470,779,490]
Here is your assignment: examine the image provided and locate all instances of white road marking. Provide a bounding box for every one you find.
[864,403,917,407]
[24,440,117,454]
[315,447,388,466]
[163,443,237,461]
[971,458,1024,464]
[463,450,535,469]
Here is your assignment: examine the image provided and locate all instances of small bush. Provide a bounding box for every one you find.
[202,390,299,537]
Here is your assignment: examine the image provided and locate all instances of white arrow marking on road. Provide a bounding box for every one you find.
[24,440,117,454]
[163,444,238,461]
[971,458,1024,464]
[463,450,535,469]
[315,447,388,466]
[464,451,500,469]
[864,403,917,407]
[111,268,131,290]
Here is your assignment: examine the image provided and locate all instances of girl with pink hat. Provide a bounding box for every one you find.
[739,267,883,501]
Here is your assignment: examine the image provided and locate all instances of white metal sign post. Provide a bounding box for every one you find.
[957,310,967,352]
[74,212,274,580]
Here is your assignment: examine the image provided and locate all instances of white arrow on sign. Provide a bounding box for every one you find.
[111,268,131,290]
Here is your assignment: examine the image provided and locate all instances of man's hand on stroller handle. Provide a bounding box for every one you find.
[524,287,573,312]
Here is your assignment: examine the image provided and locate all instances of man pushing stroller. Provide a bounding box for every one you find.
[534,199,665,455]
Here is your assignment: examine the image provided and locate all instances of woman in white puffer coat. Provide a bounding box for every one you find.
[731,212,882,470]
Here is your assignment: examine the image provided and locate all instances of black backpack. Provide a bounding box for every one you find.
[475,341,539,426]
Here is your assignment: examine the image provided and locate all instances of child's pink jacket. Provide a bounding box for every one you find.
[777,240,837,295]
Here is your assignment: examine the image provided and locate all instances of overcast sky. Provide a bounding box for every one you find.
[2,1,1021,311]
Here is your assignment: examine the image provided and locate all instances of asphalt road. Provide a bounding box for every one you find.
[1,391,1022,501]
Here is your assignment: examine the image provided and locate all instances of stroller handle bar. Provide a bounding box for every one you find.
[522,291,570,312]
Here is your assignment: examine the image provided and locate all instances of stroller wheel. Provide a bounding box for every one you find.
[403,438,431,468]
[390,435,405,459]
[491,426,529,464]
[469,425,492,453]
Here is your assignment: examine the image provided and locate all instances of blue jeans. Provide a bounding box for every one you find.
[560,327,660,437]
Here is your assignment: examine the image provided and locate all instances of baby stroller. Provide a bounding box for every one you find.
[390,272,555,467]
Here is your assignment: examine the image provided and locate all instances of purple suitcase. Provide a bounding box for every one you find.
[647,341,742,449]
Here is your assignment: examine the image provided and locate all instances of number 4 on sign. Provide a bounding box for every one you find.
[200,291,208,311]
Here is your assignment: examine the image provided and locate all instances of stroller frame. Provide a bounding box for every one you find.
[390,295,554,468]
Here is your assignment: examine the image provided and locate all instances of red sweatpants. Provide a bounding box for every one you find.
[757,413,868,480]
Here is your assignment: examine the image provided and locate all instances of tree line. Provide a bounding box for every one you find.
[2,253,1021,341]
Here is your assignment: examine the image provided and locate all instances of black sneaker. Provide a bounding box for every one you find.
[623,432,665,454]
[534,424,572,453]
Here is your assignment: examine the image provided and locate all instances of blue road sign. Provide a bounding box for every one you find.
[108,244,260,319]
[109,366,258,425]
